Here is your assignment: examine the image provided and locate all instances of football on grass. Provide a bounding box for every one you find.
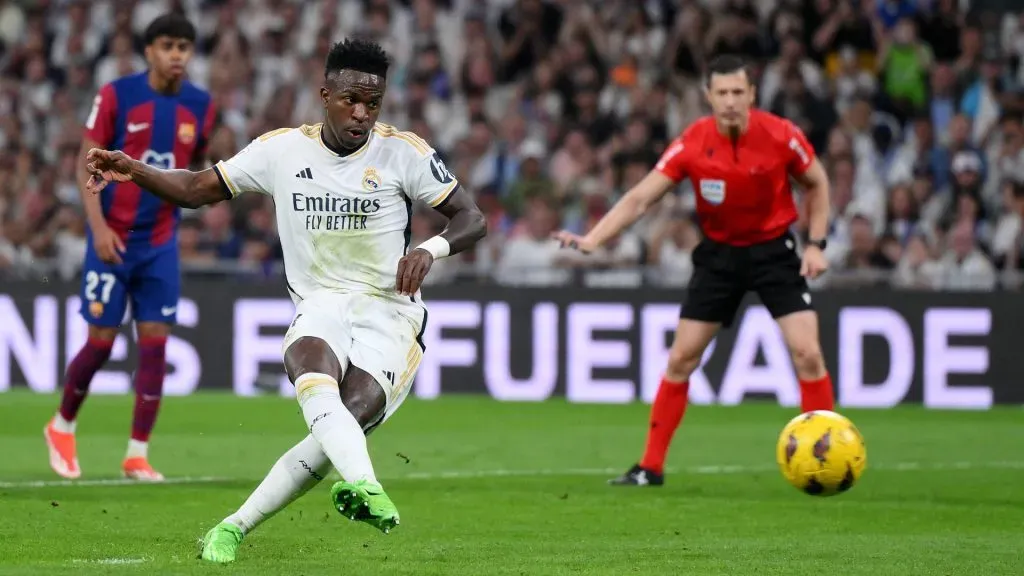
[776,410,866,496]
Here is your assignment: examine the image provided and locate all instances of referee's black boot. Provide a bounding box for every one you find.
[608,464,664,486]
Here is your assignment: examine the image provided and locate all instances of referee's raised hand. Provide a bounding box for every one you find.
[552,230,596,253]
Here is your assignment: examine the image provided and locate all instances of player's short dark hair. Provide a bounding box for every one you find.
[325,38,390,80]
[705,55,751,86]
[144,13,196,45]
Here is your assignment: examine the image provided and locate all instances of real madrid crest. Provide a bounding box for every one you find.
[362,167,381,192]
[178,122,196,145]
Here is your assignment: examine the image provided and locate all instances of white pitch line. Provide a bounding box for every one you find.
[0,475,230,489]
[71,558,149,565]
[2,461,1022,489]
[393,460,1024,481]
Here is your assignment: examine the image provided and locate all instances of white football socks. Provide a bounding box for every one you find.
[52,413,76,434]
[295,372,378,485]
[222,373,379,536]
[225,434,330,534]
[125,439,148,459]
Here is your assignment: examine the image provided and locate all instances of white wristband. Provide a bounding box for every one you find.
[415,235,451,259]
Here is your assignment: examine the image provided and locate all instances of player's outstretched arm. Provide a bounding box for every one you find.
[395,186,487,295]
[84,148,228,209]
[554,170,676,253]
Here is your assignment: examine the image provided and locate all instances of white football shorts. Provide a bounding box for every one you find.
[282,291,426,429]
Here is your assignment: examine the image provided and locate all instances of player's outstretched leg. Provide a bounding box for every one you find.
[44,329,116,479]
[321,366,400,533]
[285,337,399,534]
[199,434,331,563]
[611,318,720,486]
[776,311,834,412]
[123,322,170,481]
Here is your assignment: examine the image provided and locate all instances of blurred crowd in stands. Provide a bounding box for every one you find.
[0,0,1022,289]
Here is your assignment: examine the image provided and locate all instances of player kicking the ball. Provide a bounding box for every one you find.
[84,39,486,561]
[555,55,835,487]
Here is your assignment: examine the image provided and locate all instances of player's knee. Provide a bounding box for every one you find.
[88,325,119,343]
[790,342,826,379]
[341,388,385,430]
[136,322,171,340]
[284,337,343,383]
[666,348,702,382]
[340,369,387,429]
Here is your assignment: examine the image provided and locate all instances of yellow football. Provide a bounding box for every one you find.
[776,410,867,496]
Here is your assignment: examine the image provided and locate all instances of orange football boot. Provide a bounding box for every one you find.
[44,422,81,479]
[122,457,165,482]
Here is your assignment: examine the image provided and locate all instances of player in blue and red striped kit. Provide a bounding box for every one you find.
[44,13,217,481]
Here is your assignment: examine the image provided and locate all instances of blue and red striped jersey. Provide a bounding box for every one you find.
[84,72,216,247]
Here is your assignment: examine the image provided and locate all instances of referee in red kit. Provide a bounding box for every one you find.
[555,55,835,487]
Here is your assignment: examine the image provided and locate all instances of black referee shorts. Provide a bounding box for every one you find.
[681,231,813,328]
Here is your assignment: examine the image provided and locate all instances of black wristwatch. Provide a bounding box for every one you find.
[807,237,827,250]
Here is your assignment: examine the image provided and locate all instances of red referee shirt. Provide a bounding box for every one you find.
[655,109,816,246]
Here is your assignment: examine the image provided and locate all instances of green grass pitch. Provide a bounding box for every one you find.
[1,392,1023,575]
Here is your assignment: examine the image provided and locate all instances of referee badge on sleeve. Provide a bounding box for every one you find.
[699,179,726,205]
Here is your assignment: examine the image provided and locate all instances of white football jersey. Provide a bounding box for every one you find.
[213,123,458,308]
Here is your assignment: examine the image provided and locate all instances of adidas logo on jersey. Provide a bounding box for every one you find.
[295,167,313,179]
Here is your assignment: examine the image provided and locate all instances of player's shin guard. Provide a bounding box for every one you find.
[799,373,835,413]
[639,377,689,474]
[295,373,378,484]
[225,434,329,534]
[56,337,114,427]
[130,337,167,446]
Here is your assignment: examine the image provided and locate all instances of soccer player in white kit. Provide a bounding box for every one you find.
[83,39,487,563]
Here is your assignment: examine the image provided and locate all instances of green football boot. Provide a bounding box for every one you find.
[198,522,244,563]
[331,479,400,534]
